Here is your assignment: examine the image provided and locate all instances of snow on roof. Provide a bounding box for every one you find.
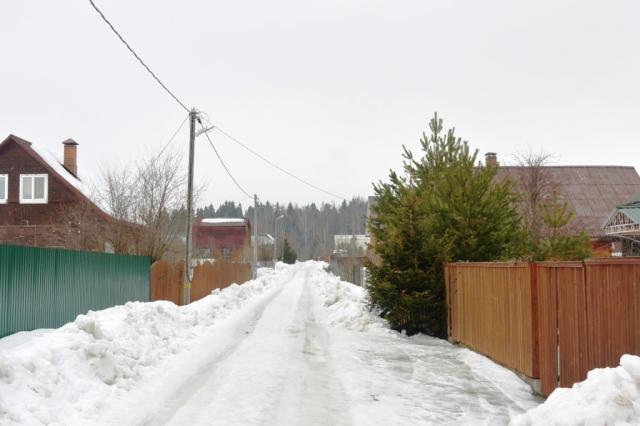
[200,218,247,226]
[29,142,94,202]
[251,233,275,245]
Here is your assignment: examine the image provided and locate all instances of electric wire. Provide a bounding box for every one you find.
[87,0,190,113]
[201,126,253,200]
[213,126,346,200]
[158,113,189,157]
[87,0,344,201]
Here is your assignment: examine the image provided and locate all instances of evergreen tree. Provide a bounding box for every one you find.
[281,238,297,264]
[367,113,523,337]
[532,192,592,261]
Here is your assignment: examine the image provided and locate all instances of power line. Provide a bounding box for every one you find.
[87,0,190,113]
[201,126,253,200]
[213,126,346,200]
[158,113,190,157]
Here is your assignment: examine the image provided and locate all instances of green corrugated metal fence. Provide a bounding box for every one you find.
[0,244,150,338]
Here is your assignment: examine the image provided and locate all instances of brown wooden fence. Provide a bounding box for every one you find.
[445,258,640,396]
[150,260,185,305]
[191,261,252,302]
[446,262,538,378]
[150,260,252,305]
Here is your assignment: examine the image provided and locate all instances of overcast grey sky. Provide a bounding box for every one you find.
[1,1,639,206]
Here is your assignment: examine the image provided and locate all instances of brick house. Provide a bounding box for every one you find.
[0,134,110,250]
[192,218,251,261]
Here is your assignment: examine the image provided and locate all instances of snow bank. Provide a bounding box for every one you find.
[0,269,278,425]
[306,261,389,332]
[513,354,640,425]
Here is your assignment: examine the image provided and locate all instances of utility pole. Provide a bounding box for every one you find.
[274,214,284,267]
[253,194,258,278]
[184,108,197,304]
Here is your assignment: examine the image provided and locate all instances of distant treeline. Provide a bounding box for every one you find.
[195,197,368,260]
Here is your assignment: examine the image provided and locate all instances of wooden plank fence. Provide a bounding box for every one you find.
[446,262,538,378]
[150,260,252,305]
[446,258,640,396]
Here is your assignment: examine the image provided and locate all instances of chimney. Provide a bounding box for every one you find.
[62,139,79,177]
[485,152,498,167]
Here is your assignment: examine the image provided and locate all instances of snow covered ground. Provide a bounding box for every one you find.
[512,354,640,425]
[0,261,542,425]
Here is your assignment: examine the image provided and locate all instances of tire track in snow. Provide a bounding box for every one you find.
[110,268,295,426]
[269,276,352,425]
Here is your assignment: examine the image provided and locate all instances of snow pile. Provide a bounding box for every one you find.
[512,354,640,425]
[0,269,277,425]
[308,261,388,332]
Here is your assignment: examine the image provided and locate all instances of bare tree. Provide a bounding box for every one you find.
[512,150,558,239]
[98,149,187,262]
[133,151,186,262]
[100,167,136,253]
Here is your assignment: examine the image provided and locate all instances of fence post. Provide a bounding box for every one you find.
[444,264,451,339]
[529,262,540,378]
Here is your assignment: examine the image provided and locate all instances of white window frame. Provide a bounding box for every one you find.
[222,247,231,260]
[0,174,7,204]
[19,174,48,204]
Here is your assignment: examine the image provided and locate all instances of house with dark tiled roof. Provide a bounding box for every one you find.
[490,153,640,256]
[0,134,110,250]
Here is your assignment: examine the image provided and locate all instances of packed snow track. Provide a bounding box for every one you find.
[0,262,541,425]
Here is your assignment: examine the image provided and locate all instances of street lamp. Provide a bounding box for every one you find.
[274,215,284,266]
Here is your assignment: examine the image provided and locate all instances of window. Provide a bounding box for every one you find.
[20,174,48,204]
[222,247,231,260]
[0,174,7,203]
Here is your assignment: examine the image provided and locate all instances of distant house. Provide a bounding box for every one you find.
[251,233,275,248]
[251,232,275,263]
[602,191,640,255]
[491,153,640,256]
[333,234,370,255]
[192,218,251,261]
[0,134,110,250]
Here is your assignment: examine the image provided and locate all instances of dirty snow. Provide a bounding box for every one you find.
[0,261,542,425]
[513,354,640,425]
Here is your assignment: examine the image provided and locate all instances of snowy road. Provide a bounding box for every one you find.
[0,262,540,425]
[102,262,540,425]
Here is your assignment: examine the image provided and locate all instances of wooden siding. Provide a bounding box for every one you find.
[0,139,78,225]
[0,136,107,250]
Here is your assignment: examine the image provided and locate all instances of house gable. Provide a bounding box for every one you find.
[192,218,250,260]
[0,134,109,226]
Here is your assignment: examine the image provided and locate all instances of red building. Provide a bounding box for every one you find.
[192,218,251,261]
[0,134,110,250]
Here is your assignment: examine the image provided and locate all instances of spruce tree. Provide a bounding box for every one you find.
[367,113,523,337]
[281,238,297,264]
